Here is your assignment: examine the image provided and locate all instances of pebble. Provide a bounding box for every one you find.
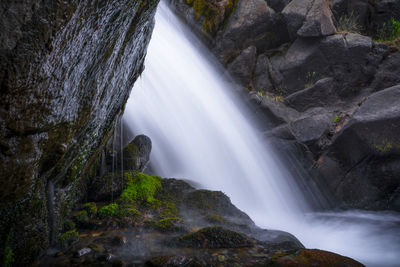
[75,247,92,257]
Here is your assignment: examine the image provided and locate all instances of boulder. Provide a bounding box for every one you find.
[275,249,364,267]
[331,84,400,165]
[289,113,332,146]
[324,85,400,210]
[285,77,338,112]
[297,0,337,37]
[371,48,400,91]
[216,0,289,62]
[123,134,152,171]
[227,46,257,87]
[282,0,314,40]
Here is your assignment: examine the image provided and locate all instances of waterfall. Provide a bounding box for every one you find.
[123,2,400,266]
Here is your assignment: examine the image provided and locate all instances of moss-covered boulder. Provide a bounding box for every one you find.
[122,135,152,171]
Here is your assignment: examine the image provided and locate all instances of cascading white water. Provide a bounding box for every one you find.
[123,2,400,266]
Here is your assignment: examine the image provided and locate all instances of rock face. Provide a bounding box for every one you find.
[0,0,159,264]
[168,0,400,212]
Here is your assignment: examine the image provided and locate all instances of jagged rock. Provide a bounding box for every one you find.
[297,0,337,37]
[285,77,338,112]
[216,0,289,62]
[251,94,301,129]
[371,47,400,91]
[289,113,332,146]
[227,46,257,87]
[282,0,314,40]
[332,84,400,165]
[270,33,375,96]
[320,85,400,210]
[253,54,274,92]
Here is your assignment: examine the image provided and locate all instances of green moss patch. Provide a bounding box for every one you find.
[98,203,119,218]
[155,217,184,232]
[120,172,161,204]
[185,0,238,36]
[58,230,79,247]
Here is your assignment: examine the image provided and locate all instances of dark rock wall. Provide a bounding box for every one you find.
[167,0,400,212]
[0,0,159,264]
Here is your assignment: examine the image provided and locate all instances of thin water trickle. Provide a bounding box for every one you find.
[123,2,400,266]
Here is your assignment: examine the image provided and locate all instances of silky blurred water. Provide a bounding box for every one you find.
[123,2,400,266]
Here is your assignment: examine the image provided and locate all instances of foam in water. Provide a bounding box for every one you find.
[123,2,400,266]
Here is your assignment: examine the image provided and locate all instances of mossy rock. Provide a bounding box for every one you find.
[63,220,76,231]
[155,217,184,232]
[184,0,238,36]
[98,203,119,218]
[82,202,98,217]
[58,230,79,248]
[72,210,89,225]
[273,249,364,267]
[178,226,254,248]
[120,172,162,204]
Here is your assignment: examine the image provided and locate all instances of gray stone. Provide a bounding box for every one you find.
[289,113,332,144]
[282,0,314,40]
[332,84,400,166]
[285,78,338,112]
[297,0,337,37]
[227,46,257,87]
[216,0,289,61]
[253,54,273,92]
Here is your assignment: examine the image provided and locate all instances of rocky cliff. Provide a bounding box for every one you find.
[0,0,159,264]
[167,0,400,211]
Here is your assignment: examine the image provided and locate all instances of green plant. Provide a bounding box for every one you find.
[376,18,400,42]
[333,115,339,123]
[337,11,362,33]
[155,217,184,231]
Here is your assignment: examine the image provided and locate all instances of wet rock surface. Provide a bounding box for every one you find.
[37,173,363,267]
[0,0,159,264]
[167,0,400,212]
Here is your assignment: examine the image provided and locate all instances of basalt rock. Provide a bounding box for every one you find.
[0,0,159,264]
